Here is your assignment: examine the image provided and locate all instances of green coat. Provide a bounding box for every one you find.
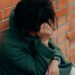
[0,11,73,75]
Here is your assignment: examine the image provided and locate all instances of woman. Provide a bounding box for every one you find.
[0,0,75,75]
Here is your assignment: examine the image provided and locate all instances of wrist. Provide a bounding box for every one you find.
[51,59,59,66]
[53,56,61,65]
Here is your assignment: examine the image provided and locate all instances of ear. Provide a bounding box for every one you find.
[40,23,45,30]
[40,23,49,30]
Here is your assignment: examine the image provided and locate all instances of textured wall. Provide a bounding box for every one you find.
[0,0,75,63]
[0,0,20,31]
[52,0,75,63]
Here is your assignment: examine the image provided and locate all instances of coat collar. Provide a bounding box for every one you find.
[9,10,53,51]
[9,10,40,49]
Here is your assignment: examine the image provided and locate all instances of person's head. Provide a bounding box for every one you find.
[14,0,56,35]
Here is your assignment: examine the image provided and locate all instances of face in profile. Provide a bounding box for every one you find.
[36,19,54,38]
[29,18,57,39]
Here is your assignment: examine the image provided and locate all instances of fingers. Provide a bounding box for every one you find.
[45,71,48,75]
[47,68,59,75]
[48,71,59,75]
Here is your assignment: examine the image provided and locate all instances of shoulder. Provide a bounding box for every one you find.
[2,30,23,51]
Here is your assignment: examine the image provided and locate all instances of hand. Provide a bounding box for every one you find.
[37,23,53,46]
[45,60,59,75]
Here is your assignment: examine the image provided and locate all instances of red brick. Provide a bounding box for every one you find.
[0,10,3,21]
[0,0,12,9]
[58,24,70,35]
[70,13,75,20]
[67,29,75,40]
[58,0,68,9]
[58,33,67,44]
[69,5,75,11]
[51,37,58,45]
[70,55,75,63]
[0,20,9,32]
[70,23,75,29]
[68,0,75,4]
[70,38,75,46]
[0,0,20,10]
[67,46,75,56]
[53,0,58,10]
[56,8,68,17]
[3,7,12,19]
[53,24,70,38]
[68,13,75,22]
[58,40,69,59]
[68,46,75,62]
[12,0,20,5]
[58,40,69,51]
[53,30,58,38]
[58,16,67,27]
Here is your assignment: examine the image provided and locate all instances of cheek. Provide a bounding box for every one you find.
[49,30,53,38]
[51,29,53,34]
[49,27,53,34]
[49,30,53,35]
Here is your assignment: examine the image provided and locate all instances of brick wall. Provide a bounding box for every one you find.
[52,0,75,63]
[0,0,75,63]
[0,0,20,32]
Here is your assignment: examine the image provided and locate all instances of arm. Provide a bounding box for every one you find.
[3,35,55,75]
[4,40,37,75]
[48,39,68,65]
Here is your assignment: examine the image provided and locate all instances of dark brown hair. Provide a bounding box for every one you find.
[14,0,56,32]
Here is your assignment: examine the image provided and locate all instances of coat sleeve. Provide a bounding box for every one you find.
[3,11,55,75]
[3,40,37,75]
[3,34,55,75]
[48,39,68,64]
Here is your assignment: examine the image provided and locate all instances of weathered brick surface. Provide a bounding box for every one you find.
[0,10,3,21]
[0,20,9,32]
[52,0,75,62]
[0,0,20,32]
